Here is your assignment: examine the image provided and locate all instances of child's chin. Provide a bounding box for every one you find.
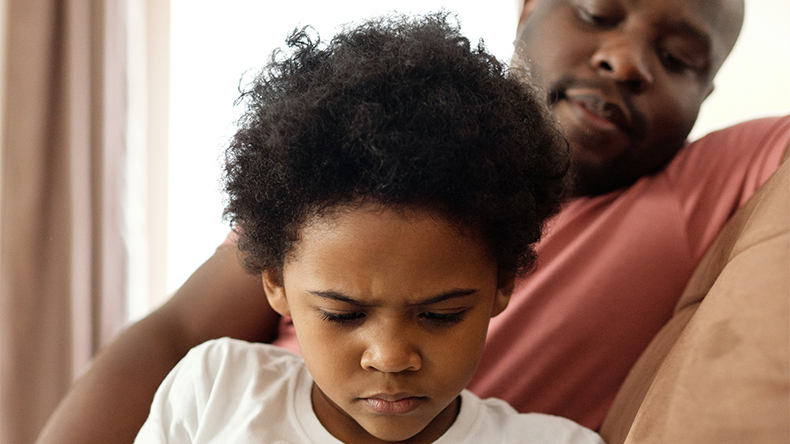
[357,417,430,443]
[364,428,422,442]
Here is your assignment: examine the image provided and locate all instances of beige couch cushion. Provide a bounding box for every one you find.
[600,157,790,443]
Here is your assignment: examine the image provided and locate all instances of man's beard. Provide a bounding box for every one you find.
[567,154,637,197]
[545,76,651,197]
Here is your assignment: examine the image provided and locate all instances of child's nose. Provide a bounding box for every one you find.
[360,329,422,373]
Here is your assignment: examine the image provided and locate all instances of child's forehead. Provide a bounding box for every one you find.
[298,201,475,243]
[283,207,498,308]
[283,202,497,286]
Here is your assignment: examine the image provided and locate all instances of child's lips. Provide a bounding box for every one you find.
[362,394,426,414]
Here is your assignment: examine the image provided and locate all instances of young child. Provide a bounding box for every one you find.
[134,12,603,444]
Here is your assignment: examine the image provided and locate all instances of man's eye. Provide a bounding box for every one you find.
[659,49,695,73]
[577,8,611,27]
[319,310,365,324]
[419,311,467,326]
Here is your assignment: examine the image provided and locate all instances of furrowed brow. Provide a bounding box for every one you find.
[413,289,478,306]
[308,291,371,307]
[307,288,479,307]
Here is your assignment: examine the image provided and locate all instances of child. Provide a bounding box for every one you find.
[134,12,603,444]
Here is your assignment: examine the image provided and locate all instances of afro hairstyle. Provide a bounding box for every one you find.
[223,11,569,279]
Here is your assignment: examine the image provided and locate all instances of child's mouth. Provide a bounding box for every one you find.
[363,395,425,414]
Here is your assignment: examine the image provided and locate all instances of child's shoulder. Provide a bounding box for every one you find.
[184,337,304,381]
[172,338,309,416]
[448,391,605,444]
[139,337,313,442]
[192,337,299,358]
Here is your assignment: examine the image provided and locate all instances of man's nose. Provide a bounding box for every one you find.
[360,326,422,373]
[590,33,654,93]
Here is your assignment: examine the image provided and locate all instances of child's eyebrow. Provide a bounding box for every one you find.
[307,289,479,307]
[415,289,478,306]
[308,291,369,306]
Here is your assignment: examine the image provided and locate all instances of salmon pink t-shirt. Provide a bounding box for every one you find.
[229,116,790,430]
[468,116,790,429]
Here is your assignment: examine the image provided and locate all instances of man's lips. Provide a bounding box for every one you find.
[564,90,632,132]
[547,80,635,134]
[362,394,426,414]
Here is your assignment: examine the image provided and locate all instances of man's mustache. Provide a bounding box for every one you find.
[547,76,648,142]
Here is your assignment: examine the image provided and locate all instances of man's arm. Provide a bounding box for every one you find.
[36,243,281,444]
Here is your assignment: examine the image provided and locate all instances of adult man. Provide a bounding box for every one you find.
[37,0,790,443]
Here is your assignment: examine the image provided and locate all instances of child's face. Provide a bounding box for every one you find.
[263,203,512,443]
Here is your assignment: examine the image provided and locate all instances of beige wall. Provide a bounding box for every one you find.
[691,0,790,139]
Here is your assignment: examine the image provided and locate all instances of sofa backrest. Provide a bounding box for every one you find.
[600,156,790,443]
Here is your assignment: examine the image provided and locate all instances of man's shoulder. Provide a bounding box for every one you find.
[682,115,790,160]
[659,115,789,197]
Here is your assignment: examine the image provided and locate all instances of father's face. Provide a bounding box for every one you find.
[514,0,743,195]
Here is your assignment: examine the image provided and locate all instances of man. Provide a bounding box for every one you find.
[36,0,790,443]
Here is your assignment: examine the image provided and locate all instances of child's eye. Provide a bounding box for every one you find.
[319,310,365,325]
[419,311,467,326]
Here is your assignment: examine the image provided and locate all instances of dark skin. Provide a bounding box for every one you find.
[36,1,748,443]
[515,0,743,195]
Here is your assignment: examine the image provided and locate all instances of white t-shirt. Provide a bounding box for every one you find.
[135,338,603,443]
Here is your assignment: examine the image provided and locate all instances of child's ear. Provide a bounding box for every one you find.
[491,275,515,318]
[262,268,290,317]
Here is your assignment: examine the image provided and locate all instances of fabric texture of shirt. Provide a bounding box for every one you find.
[135,338,604,444]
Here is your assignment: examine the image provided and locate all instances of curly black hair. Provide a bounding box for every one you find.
[223,12,569,279]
